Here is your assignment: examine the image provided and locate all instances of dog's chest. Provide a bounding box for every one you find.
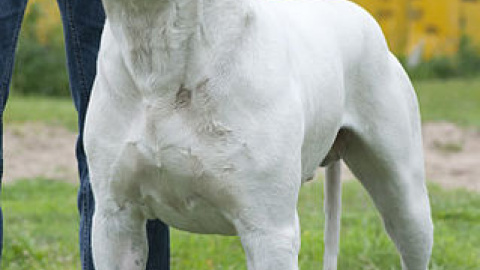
[106,99,244,234]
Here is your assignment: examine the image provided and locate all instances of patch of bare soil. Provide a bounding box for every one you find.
[422,122,480,191]
[3,123,78,184]
[3,122,480,191]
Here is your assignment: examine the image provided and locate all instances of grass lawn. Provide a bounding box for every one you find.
[413,78,480,128]
[2,179,479,270]
[3,95,77,131]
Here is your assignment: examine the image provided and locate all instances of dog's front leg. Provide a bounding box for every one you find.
[92,202,148,270]
[237,211,301,270]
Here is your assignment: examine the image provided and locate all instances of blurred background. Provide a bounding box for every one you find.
[12,0,67,97]
[10,0,480,97]
[2,0,480,269]
[357,0,480,79]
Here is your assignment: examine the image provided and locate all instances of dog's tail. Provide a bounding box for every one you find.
[323,160,342,270]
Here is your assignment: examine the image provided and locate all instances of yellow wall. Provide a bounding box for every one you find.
[407,0,460,59]
[353,0,480,59]
[461,0,480,47]
[354,0,409,54]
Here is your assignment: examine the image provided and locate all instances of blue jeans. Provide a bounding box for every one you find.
[0,0,170,269]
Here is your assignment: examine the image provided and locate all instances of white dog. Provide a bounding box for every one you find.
[84,0,434,269]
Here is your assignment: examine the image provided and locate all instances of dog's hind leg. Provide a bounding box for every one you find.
[92,202,148,270]
[342,56,433,270]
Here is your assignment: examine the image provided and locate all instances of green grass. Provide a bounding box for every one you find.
[2,179,479,269]
[413,78,480,127]
[1,179,79,270]
[3,95,77,131]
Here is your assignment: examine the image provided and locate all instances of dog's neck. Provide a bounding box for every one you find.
[101,0,253,90]
[103,0,203,44]
[102,0,252,61]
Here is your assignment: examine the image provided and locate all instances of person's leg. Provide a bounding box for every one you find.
[146,220,170,268]
[55,0,170,269]
[0,0,29,260]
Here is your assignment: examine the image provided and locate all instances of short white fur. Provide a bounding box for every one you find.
[84,0,434,269]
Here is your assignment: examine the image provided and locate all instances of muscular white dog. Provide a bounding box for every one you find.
[84,0,434,269]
